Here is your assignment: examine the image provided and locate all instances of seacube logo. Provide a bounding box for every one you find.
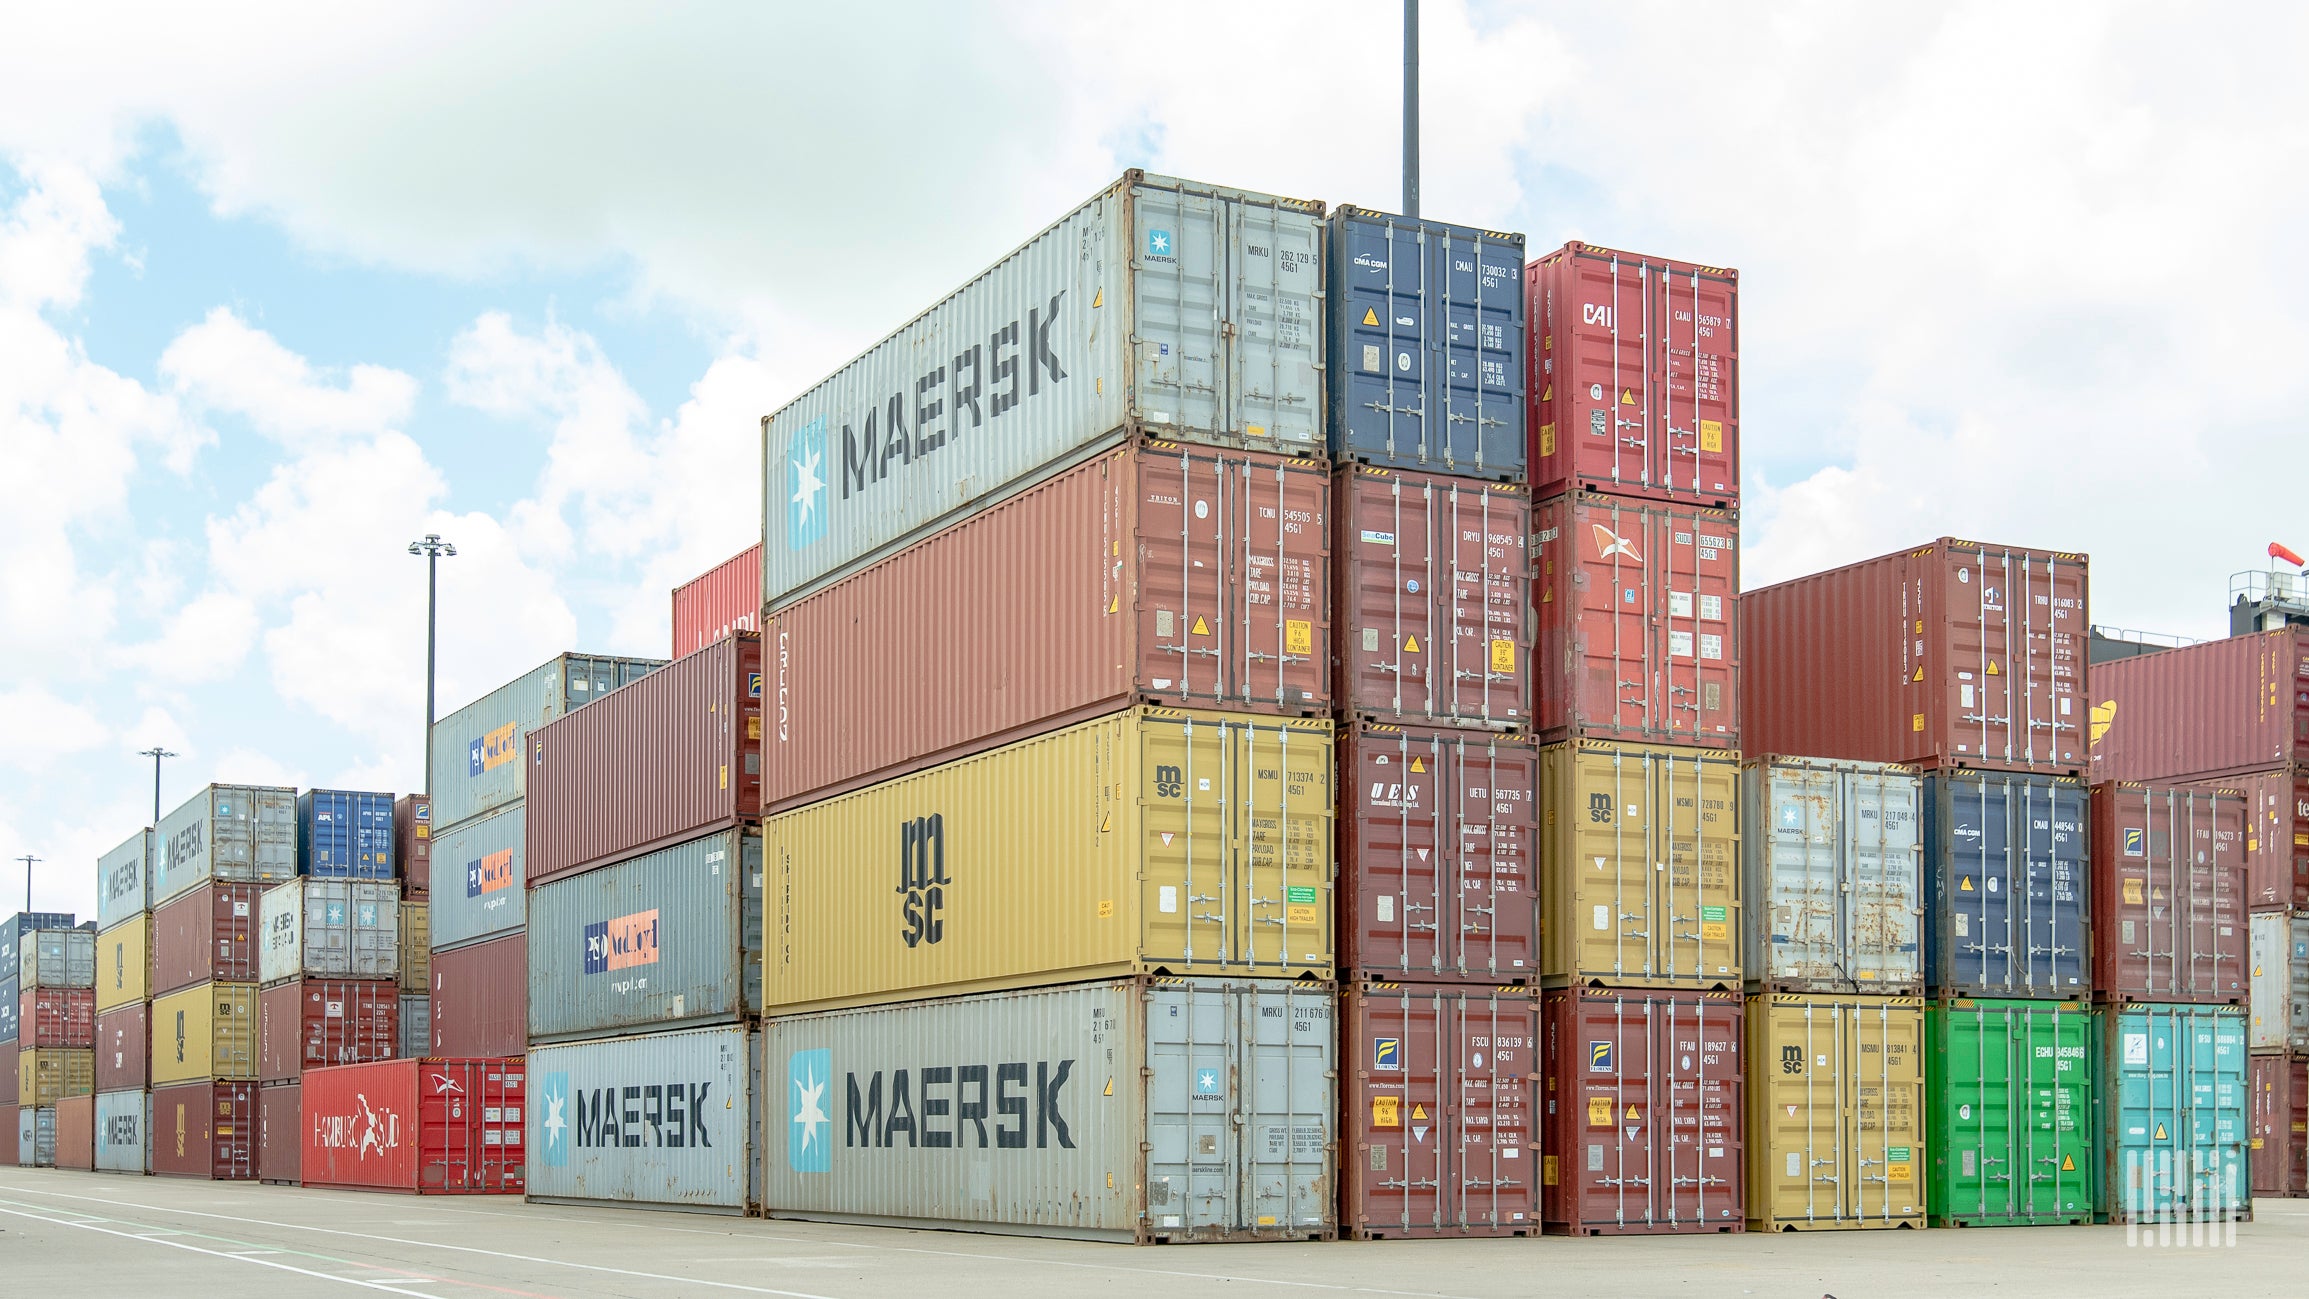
[787,415,830,551]
[898,813,949,949]
[789,1048,832,1173]
[583,909,661,975]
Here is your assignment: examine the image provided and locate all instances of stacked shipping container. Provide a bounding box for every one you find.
[95,829,152,1175]
[6,912,88,1167]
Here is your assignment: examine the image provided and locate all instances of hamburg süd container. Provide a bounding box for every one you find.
[2092,784,2248,1005]
[297,788,397,880]
[152,784,296,906]
[1540,987,1744,1234]
[1326,208,1524,480]
[17,987,94,1048]
[765,444,1330,813]
[765,706,1333,1014]
[302,1057,526,1194]
[760,977,1335,1241]
[150,982,257,1084]
[257,978,399,1082]
[97,828,153,929]
[1538,740,1742,988]
[256,879,399,986]
[2222,768,2309,910]
[2102,1004,2251,1224]
[1334,466,1528,730]
[1340,981,1537,1238]
[530,1025,749,1212]
[672,542,762,659]
[95,1002,147,1092]
[1922,772,2090,998]
[1745,539,2089,774]
[2248,1052,2305,1198]
[17,1047,93,1106]
[1337,722,1537,982]
[430,932,525,1058]
[763,171,1326,608]
[95,914,148,1011]
[54,1091,94,1170]
[398,902,429,994]
[151,881,261,995]
[0,913,75,983]
[1745,994,1925,1230]
[258,1080,300,1184]
[94,1087,149,1174]
[2089,627,2309,784]
[399,994,430,1061]
[395,794,431,901]
[428,802,524,951]
[2248,910,2308,1051]
[150,1080,255,1180]
[1742,757,1923,994]
[18,927,95,988]
[1526,242,1738,507]
[1925,998,2096,1226]
[16,1104,53,1166]
[428,652,665,832]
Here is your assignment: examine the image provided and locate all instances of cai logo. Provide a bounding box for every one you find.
[898,813,948,949]
[468,722,519,777]
[1146,228,1174,260]
[1589,1041,1614,1072]
[1373,1038,1401,1071]
[583,910,661,975]
[537,1071,569,1167]
[467,849,515,898]
[787,415,830,551]
[789,1049,831,1173]
[2124,827,2146,857]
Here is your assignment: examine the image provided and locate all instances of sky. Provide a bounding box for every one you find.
[2,1,2305,921]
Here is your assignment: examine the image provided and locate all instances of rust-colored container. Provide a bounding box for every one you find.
[18,987,95,1048]
[1744,538,2089,774]
[525,633,763,884]
[395,795,430,901]
[673,542,762,659]
[0,1101,12,1164]
[2250,1053,2306,1198]
[1533,493,1739,748]
[2091,628,2309,784]
[150,1080,255,1180]
[1338,722,1538,982]
[259,1081,301,1185]
[1340,981,1540,1238]
[1540,986,1745,1234]
[258,979,400,1083]
[429,932,525,1058]
[2216,768,2309,910]
[151,881,262,994]
[2091,784,2249,1005]
[95,1002,147,1092]
[1333,465,1528,730]
[762,444,1331,812]
[53,1092,93,1170]
[0,1040,13,1104]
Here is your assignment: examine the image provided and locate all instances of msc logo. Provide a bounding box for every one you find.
[1589,1041,1614,1072]
[2124,827,2146,857]
[789,1049,832,1173]
[898,814,949,949]
[1588,792,1614,824]
[469,722,519,777]
[583,910,661,975]
[1155,764,1184,799]
[787,415,830,551]
[1373,1038,1401,1071]
[467,849,515,898]
[1781,1044,1804,1075]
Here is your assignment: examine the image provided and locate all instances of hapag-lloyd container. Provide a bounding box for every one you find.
[1334,467,1528,730]
[1755,547,2093,780]
[2212,768,2309,910]
[258,1081,301,1184]
[1922,772,2090,997]
[1532,493,1739,747]
[672,542,762,659]
[396,794,431,901]
[2248,1053,2306,1198]
[96,915,148,1011]
[19,928,94,987]
[525,633,763,885]
[1742,758,1923,994]
[764,706,1333,1014]
[1745,994,1926,1231]
[97,829,153,929]
[1325,208,1524,480]
[2249,911,2309,1051]
[429,803,524,950]
[1340,982,1537,1238]
[1526,243,1739,507]
[2091,784,2248,1005]
[152,784,297,906]
[2102,1004,2251,1223]
[760,978,1335,1241]
[297,789,396,880]
[54,1091,93,1169]
[303,1058,526,1194]
[1338,723,1537,982]
[765,445,1330,813]
[257,879,399,985]
[150,982,256,1084]
[258,979,399,1082]
[428,653,666,832]
[431,932,526,1058]
[96,1002,146,1092]
[1540,987,1744,1234]
[1925,998,2097,1226]
[151,881,260,995]
[17,987,94,1048]
[150,1080,255,1180]
[2090,627,2309,784]
[94,1087,149,1174]
[763,171,1327,608]
[530,1025,751,1212]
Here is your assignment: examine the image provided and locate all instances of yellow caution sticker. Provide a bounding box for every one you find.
[1491,638,1516,672]
[719,764,729,791]
[1913,666,1925,683]
[1888,1162,1911,1181]
[1620,388,1636,406]
[1541,384,1552,402]
[1960,876,1975,892]
[1258,1215,1276,1227]
[1986,659,2001,676]
[2154,1123,2169,1141]
[1410,756,1426,773]
[1191,615,1210,636]
[1246,424,1264,438]
[1287,904,1317,926]
[1541,587,1554,603]
[1404,634,1421,653]
[1543,1154,1558,1186]
[1912,712,1927,733]
[1108,595,1119,614]
[2123,879,2144,906]
[1098,899,1114,919]
[1540,424,1557,457]
[1916,619,1924,634]
[1285,619,1312,655]
[1587,1097,1612,1127]
[1374,1096,1401,1127]
[1701,921,1727,942]
[1412,1103,1428,1121]
[1363,307,1381,326]
[1625,1104,1640,1123]
[1092,288,1103,309]
[1698,419,1723,453]
[2061,1154,2075,1171]
[1106,1077,1114,1097]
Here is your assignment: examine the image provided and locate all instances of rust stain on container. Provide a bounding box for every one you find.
[2091,784,2248,1004]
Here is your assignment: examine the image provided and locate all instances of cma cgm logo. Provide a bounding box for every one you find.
[789,1048,1076,1173]
[467,849,515,898]
[898,814,949,949]
[468,722,519,777]
[583,910,660,975]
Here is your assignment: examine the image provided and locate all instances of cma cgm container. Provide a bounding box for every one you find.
[54,1091,94,1169]
[151,881,261,994]
[395,795,431,902]
[1926,998,2097,1225]
[1538,740,1742,988]
[1745,994,1926,1231]
[19,928,94,987]
[95,1002,147,1091]
[1532,493,1739,747]
[2103,1004,2251,1224]
[1337,723,1537,982]
[1745,540,2089,774]
[258,979,399,1082]
[18,1048,93,1105]
[2090,627,2309,784]
[765,706,1333,1013]
[760,978,1334,1241]
[2219,769,2309,910]
[150,1080,255,1180]
[95,915,148,1011]
[257,879,399,985]
[303,1058,525,1194]
[762,170,1326,607]
[1922,772,2090,998]
[530,1025,750,1213]
[1742,758,1923,994]
[18,987,94,1048]
[1334,467,1528,730]
[1526,242,1738,507]
[1340,981,1537,1238]
[150,982,257,1083]
[1326,208,1524,480]
[525,633,763,885]
[1540,987,1744,1234]
[2249,911,2309,1051]
[428,803,524,950]
[297,789,396,880]
[671,542,762,659]
[399,903,430,994]
[427,653,665,832]
[765,444,1330,812]
[431,932,526,1057]
[258,1081,300,1184]
[94,1088,149,1174]
[152,784,297,905]
[2092,784,2248,1005]
[96,829,153,929]
[2249,1053,2305,1198]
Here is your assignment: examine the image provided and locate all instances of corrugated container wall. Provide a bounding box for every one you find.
[2248,1053,2306,1198]
[0,1040,12,1103]
[2091,785,2248,1004]
[151,882,261,994]
[97,829,153,929]
[19,929,95,988]
[2090,628,2309,784]
[18,1048,94,1105]
[672,542,763,659]
[96,915,148,1011]
[54,1092,94,1170]
[2225,769,2309,910]
[430,932,526,1058]
[94,1088,148,1174]
[399,903,429,993]
[530,1026,753,1212]
[2249,911,2309,1051]
[150,982,257,1083]
[303,1058,526,1194]
[258,1081,301,1184]
[398,994,430,1060]
[0,914,76,982]
[258,979,399,1082]
[152,785,297,905]
[18,988,95,1048]
[0,977,15,1043]
[150,1080,255,1180]
[96,1002,146,1092]
[428,803,525,951]
[297,789,397,880]
[2103,1004,2251,1223]
[258,880,399,985]
[1926,998,2096,1225]
[1922,772,2090,997]
[395,795,431,901]
[1745,994,1926,1230]
[1741,758,1923,993]
[427,653,666,831]
[17,1104,54,1166]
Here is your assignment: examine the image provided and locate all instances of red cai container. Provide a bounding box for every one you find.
[2090,784,2249,1005]
[152,881,262,994]
[259,1082,302,1184]
[2092,628,2309,784]
[673,542,763,660]
[259,979,400,1083]
[96,1002,148,1092]
[1526,242,1738,508]
[1339,722,1538,982]
[19,987,95,1048]
[302,1058,525,1194]
[1340,982,1540,1238]
[763,444,1331,812]
[2250,1053,2306,1198]
[1541,987,1744,1235]
[1744,538,2089,774]
[430,933,525,1058]
[1333,465,1529,730]
[54,1092,94,1170]
[150,1081,256,1180]
[526,632,763,884]
[2213,768,2309,910]
[396,795,431,901]
[1533,492,1739,747]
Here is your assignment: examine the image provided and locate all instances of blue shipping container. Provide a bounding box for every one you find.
[2101,1004,2250,1224]
[1922,772,2089,997]
[297,788,398,880]
[1326,207,1525,480]
[0,912,74,982]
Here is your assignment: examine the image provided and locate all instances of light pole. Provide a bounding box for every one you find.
[408,534,457,799]
[14,853,37,915]
[138,746,176,826]
[1403,0,1419,217]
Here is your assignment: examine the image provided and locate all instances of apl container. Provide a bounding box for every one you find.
[2090,627,2309,784]
[150,981,257,1083]
[1745,993,1926,1231]
[95,915,148,1011]
[151,881,261,995]
[17,1047,93,1105]
[152,784,297,906]
[17,987,94,1048]
[94,1087,149,1174]
[150,1080,255,1180]
[531,1025,751,1213]
[396,794,432,901]
[2102,1004,2252,1224]
[19,928,95,987]
[95,1002,146,1092]
[303,1058,526,1193]
[258,1080,301,1184]
[1742,757,1923,994]
[2222,768,2309,910]
[2249,910,2309,1051]
[398,994,430,1060]
[428,652,665,832]
[759,978,1335,1241]
[763,171,1326,608]
[429,802,524,950]
[258,978,399,1082]
[297,788,397,880]
[97,829,153,929]
[256,879,399,985]
[2249,1053,2306,1198]
[17,1104,54,1166]
[1925,998,2097,1226]
[399,902,429,994]
[1922,772,2090,997]
[430,932,525,1057]
[1339,981,1538,1238]
[2092,784,2248,1005]
[672,542,762,659]
[1326,208,1524,480]
[54,1091,93,1169]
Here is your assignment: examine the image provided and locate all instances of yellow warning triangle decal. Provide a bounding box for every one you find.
[1960,876,1975,892]
[1191,615,1210,635]
[1542,588,1554,602]
[1404,635,1421,653]
[1625,1104,1639,1122]
[1362,307,1381,326]
[1986,659,2001,676]
[1541,384,1552,402]
[1412,1103,1428,1121]
[1105,1077,1115,1097]
[2061,1154,2074,1171]
[1091,288,1102,308]
[2154,1123,2168,1141]
[1108,595,1119,614]
[1620,389,1636,406]
[1099,812,1112,833]
[1913,666,1925,683]
[1410,757,1426,773]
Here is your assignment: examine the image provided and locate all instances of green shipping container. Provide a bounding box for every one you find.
[1926,998,2097,1225]
[2100,1004,2251,1225]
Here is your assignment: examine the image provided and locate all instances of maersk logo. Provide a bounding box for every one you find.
[538,1070,569,1167]
[582,909,660,975]
[790,1048,831,1173]
[788,415,830,550]
[1147,228,1174,259]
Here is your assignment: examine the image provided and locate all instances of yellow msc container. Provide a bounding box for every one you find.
[149,981,258,1083]
[95,915,150,1011]
[398,902,431,995]
[18,1048,96,1106]
[1540,739,1742,987]
[1745,993,1927,1231]
[765,705,1335,1013]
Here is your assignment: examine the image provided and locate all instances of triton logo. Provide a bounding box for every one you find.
[1590,524,1640,562]
[898,814,948,948]
[583,910,661,975]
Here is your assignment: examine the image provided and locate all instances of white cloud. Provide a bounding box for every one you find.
[0,688,109,769]
[161,306,418,443]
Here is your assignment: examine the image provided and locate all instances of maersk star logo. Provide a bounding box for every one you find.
[538,1071,569,1167]
[1194,1068,1222,1098]
[1147,228,1173,259]
[786,415,830,551]
[789,1048,831,1173]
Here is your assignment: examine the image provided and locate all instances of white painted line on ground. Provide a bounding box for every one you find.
[0,1202,443,1297]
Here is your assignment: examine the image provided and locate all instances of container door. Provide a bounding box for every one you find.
[1547,252,1651,492]
[1437,483,1528,727]
[1753,999,1847,1223]
[1342,472,1441,719]
[1564,499,1656,740]
[2251,914,2286,1048]
[1145,982,1240,1232]
[2111,1008,2185,1219]
[1133,183,1226,440]
[1847,769,1922,990]
[1439,229,1524,477]
[1333,214,1433,468]
[1653,750,1740,986]
[1936,1003,2015,1220]
[1240,982,1332,1235]
[1755,764,1841,987]
[254,789,298,881]
[1655,997,1741,1226]
[1647,506,1739,746]
[353,886,395,980]
[1231,719,1332,976]
[1571,999,1653,1228]
[1936,777,2012,992]
[1351,986,1450,1233]
[1138,451,1232,705]
[1230,455,1326,711]
[2291,917,2309,1051]
[2022,780,2089,996]
[1345,730,1446,977]
[1560,746,1656,982]
[1225,193,1322,453]
[1654,263,1737,501]
[1463,991,1538,1230]
[1459,739,1538,981]
[1139,715,1231,966]
[1852,1000,1923,1221]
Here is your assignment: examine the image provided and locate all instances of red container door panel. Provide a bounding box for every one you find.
[2224,769,2309,910]
[154,882,261,993]
[1655,263,1739,504]
[152,1082,255,1180]
[418,1058,525,1194]
[259,1083,302,1184]
[96,1003,148,1093]
[265,981,401,1081]
[2291,1057,2309,1197]
[2091,786,2249,1004]
[1929,545,2088,772]
[21,988,95,1048]
[304,1059,419,1190]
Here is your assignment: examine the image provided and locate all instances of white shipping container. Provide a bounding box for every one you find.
[258,880,400,985]
[19,928,96,989]
[97,830,154,929]
[2249,909,2309,1051]
[1742,757,1924,992]
[528,1024,758,1213]
[94,1089,150,1175]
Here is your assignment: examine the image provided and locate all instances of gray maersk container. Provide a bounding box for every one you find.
[18,1106,57,1167]
[2249,910,2308,1051]
[428,802,526,951]
[528,1024,758,1213]
[527,828,761,1043]
[427,653,665,832]
[97,830,154,929]
[1742,756,1924,993]
[762,170,1327,607]
[761,977,1336,1243]
[94,1088,150,1174]
[152,784,298,906]
[19,928,96,988]
[257,880,400,985]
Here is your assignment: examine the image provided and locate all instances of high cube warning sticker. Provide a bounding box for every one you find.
[1700,904,1728,942]
[1540,424,1557,457]
[2123,878,2145,906]
[1286,904,1317,926]
[1587,1097,1613,1127]
[1491,639,1516,672]
[1285,619,1311,656]
[1912,712,1927,732]
[1698,419,1724,453]
[1372,1096,1400,1127]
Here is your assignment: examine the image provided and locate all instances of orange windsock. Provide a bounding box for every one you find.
[2271,542,2306,568]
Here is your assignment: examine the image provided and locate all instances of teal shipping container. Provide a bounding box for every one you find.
[2100,1004,2251,1225]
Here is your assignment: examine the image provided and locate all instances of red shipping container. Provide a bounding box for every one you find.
[430,933,525,1058]
[2250,1053,2306,1199]
[302,1057,525,1194]
[53,1092,94,1170]
[2213,768,2309,910]
[672,542,762,660]
[18,987,95,1049]
[1541,987,1744,1235]
[150,1080,255,1180]
[0,1102,12,1165]
[1744,538,2089,774]
[2090,784,2249,1005]
[1338,722,1538,982]
[1533,493,1740,747]
[1526,242,1739,508]
[151,881,262,995]
[1340,982,1540,1238]
[762,444,1331,811]
[96,1002,148,1092]
[2091,628,2309,785]
[526,633,763,884]
[259,1082,302,1185]
[396,795,431,901]
[1334,466,1529,730]
[259,979,400,1083]
[0,1041,14,1104]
